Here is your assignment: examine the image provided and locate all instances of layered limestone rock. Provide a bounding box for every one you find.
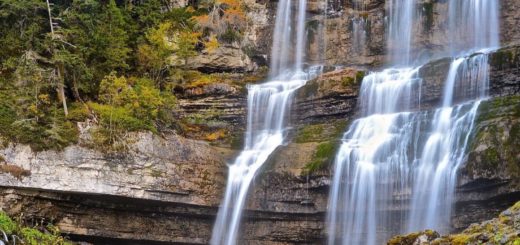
[175,81,247,146]
[183,0,270,72]
[294,45,520,123]
[250,0,520,68]
[293,68,364,124]
[187,45,256,73]
[0,131,230,206]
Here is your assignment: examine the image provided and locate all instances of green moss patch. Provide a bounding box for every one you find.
[303,141,340,175]
[466,96,520,180]
[490,47,520,69]
[0,211,71,245]
[422,2,435,32]
[388,230,439,245]
[295,120,348,144]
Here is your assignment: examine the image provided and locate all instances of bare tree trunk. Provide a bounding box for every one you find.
[71,72,84,103]
[56,65,68,116]
[46,0,68,116]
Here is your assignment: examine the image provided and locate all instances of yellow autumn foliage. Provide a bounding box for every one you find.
[204,34,220,53]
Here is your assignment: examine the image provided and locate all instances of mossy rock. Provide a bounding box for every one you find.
[300,80,320,98]
[489,46,520,69]
[388,230,439,245]
[294,120,348,144]
[295,120,349,175]
[303,140,341,175]
[465,96,520,181]
[422,2,435,32]
[390,202,520,244]
[440,201,520,244]
[296,68,365,101]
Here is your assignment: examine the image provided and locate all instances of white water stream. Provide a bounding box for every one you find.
[211,0,310,244]
[327,0,499,244]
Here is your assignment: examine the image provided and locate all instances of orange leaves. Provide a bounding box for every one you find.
[222,8,247,28]
[192,0,247,44]
[216,0,242,12]
[193,14,211,29]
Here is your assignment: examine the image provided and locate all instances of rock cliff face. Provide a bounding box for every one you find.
[247,0,520,69]
[1,45,519,244]
[0,132,229,206]
[0,2,520,244]
[175,81,247,146]
[187,46,256,73]
[294,46,520,124]
[181,0,520,71]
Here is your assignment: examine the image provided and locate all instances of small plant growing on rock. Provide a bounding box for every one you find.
[0,212,71,245]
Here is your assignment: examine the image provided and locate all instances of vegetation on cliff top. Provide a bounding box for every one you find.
[0,211,71,245]
[0,0,250,151]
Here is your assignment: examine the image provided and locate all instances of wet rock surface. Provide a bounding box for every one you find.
[252,0,520,69]
[293,68,363,124]
[296,45,520,122]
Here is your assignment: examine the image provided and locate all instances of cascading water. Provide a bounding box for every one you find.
[406,54,491,233]
[352,0,367,55]
[406,0,498,232]
[328,0,499,244]
[448,0,500,55]
[211,0,310,244]
[270,0,308,77]
[327,68,423,245]
[387,0,416,65]
[210,79,305,245]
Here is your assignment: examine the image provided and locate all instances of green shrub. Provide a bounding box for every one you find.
[295,124,325,143]
[9,111,79,152]
[0,105,16,137]
[90,103,151,131]
[220,28,242,43]
[20,227,70,245]
[98,73,172,123]
[66,103,91,122]
[0,211,17,234]
[0,212,70,245]
[88,73,177,147]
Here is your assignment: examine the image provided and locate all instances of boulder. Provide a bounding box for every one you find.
[187,46,256,73]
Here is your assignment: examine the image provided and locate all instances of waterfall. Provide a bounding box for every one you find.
[387,0,416,65]
[210,79,306,245]
[270,0,308,76]
[327,0,499,244]
[211,0,310,244]
[295,0,307,71]
[327,68,423,245]
[449,0,500,55]
[270,0,292,76]
[352,0,367,56]
[406,54,490,233]
[352,19,367,55]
